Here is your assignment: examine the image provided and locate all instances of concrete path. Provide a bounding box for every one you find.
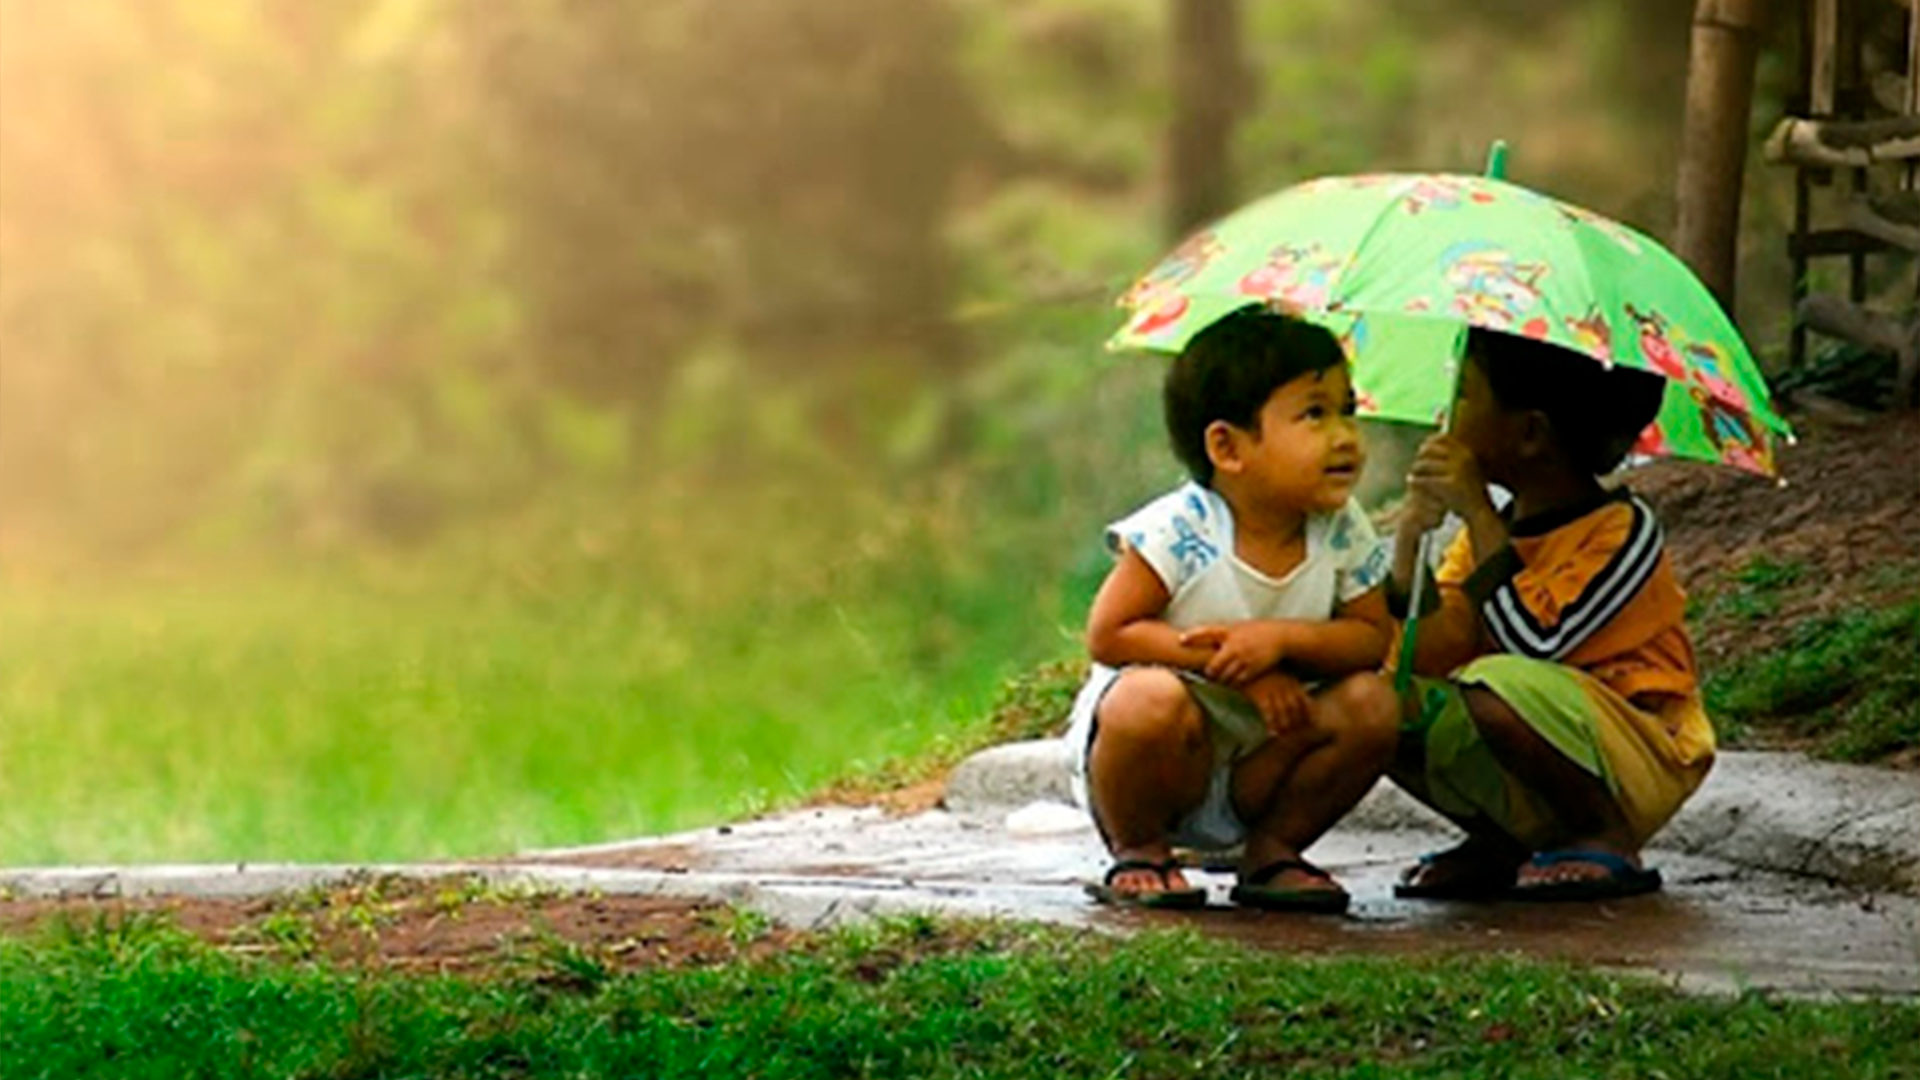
[4,745,1917,997]
[944,742,1920,895]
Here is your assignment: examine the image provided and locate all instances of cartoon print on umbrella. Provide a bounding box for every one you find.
[1631,423,1672,459]
[1106,170,1793,477]
[1292,173,1399,199]
[1400,176,1499,216]
[1681,340,1753,414]
[1118,231,1228,341]
[1554,201,1645,255]
[1693,384,1774,475]
[1334,317,1385,416]
[1626,303,1691,380]
[1564,307,1614,363]
[1442,242,1552,338]
[1238,242,1348,313]
[1121,231,1225,313]
[1122,294,1189,340]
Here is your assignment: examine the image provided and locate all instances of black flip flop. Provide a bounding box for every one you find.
[1508,850,1663,902]
[1228,858,1351,914]
[1085,858,1210,909]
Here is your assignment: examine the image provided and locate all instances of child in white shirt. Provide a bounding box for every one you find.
[1067,307,1398,912]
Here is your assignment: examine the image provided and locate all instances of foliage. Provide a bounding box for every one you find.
[3,915,1917,1080]
[1,0,1780,558]
[1706,585,1920,764]
[0,0,512,547]
[0,1,1844,861]
[984,657,1089,743]
[0,445,1116,862]
[464,0,987,430]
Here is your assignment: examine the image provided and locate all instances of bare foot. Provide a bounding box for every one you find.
[1514,845,1641,889]
[1240,861,1342,895]
[1107,859,1195,898]
[1085,848,1208,908]
[1508,846,1663,902]
[1395,836,1526,899]
[1230,852,1350,913]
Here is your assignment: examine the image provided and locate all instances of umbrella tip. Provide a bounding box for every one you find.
[1485,140,1510,180]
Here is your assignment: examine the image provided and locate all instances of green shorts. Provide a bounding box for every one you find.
[1403,654,1710,849]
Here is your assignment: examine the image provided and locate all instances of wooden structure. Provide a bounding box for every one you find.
[1763,0,1920,407]
[1677,1,1772,313]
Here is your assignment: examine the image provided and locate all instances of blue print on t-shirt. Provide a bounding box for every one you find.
[1168,516,1218,576]
[1185,490,1210,521]
[1352,544,1389,590]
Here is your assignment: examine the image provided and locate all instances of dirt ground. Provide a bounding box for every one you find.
[1631,405,1920,670]
[7,405,1916,978]
[0,875,814,979]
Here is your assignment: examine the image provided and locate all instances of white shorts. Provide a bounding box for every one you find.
[1064,665,1272,852]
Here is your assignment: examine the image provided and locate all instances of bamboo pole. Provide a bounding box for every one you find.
[1674,0,1773,312]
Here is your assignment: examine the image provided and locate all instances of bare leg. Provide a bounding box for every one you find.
[1228,672,1400,891]
[1086,668,1212,897]
[1459,686,1641,888]
[1387,702,1528,893]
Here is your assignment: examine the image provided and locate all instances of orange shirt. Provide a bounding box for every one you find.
[1421,490,1698,704]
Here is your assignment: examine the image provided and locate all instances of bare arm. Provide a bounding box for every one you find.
[1391,434,1510,675]
[1084,548,1216,672]
[1212,589,1391,677]
[1310,586,1394,675]
[1174,589,1392,686]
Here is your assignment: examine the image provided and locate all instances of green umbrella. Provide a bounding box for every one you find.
[1110,147,1792,691]
[1110,157,1791,477]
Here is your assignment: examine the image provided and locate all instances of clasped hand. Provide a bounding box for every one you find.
[1402,433,1489,528]
[1179,621,1289,686]
[1178,622,1311,733]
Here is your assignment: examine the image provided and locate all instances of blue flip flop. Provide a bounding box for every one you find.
[1510,849,1662,902]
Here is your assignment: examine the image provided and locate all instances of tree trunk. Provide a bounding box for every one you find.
[1167,0,1244,240]
[1674,0,1772,312]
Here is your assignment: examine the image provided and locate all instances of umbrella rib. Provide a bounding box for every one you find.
[1322,176,1425,314]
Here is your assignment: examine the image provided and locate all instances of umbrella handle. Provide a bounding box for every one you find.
[1391,530,1434,697]
[1392,141,1505,694]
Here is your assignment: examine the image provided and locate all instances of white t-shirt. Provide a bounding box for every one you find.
[1105,482,1388,625]
[1063,483,1390,847]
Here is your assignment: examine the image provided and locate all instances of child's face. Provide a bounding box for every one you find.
[1218,365,1364,515]
[1450,356,1504,459]
[1449,354,1528,484]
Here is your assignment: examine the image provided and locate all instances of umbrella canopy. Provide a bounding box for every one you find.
[1111,172,1792,477]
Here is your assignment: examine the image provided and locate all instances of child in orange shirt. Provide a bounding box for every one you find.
[1388,328,1711,901]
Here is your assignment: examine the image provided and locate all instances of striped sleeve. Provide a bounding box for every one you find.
[1480,498,1665,661]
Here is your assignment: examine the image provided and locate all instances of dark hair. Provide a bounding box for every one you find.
[1466,327,1666,475]
[1163,306,1347,485]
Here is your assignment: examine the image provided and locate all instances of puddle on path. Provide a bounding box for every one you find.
[538,808,1920,998]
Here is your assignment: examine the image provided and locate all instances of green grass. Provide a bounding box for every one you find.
[3,915,1916,1080]
[0,302,1172,867]
[0,567,1072,865]
[1706,596,1920,763]
[0,462,1114,866]
[1692,555,1810,625]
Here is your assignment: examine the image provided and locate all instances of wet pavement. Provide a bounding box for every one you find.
[510,802,1920,999]
[5,746,1918,999]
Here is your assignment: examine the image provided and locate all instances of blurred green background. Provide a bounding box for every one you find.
[0,0,1804,863]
